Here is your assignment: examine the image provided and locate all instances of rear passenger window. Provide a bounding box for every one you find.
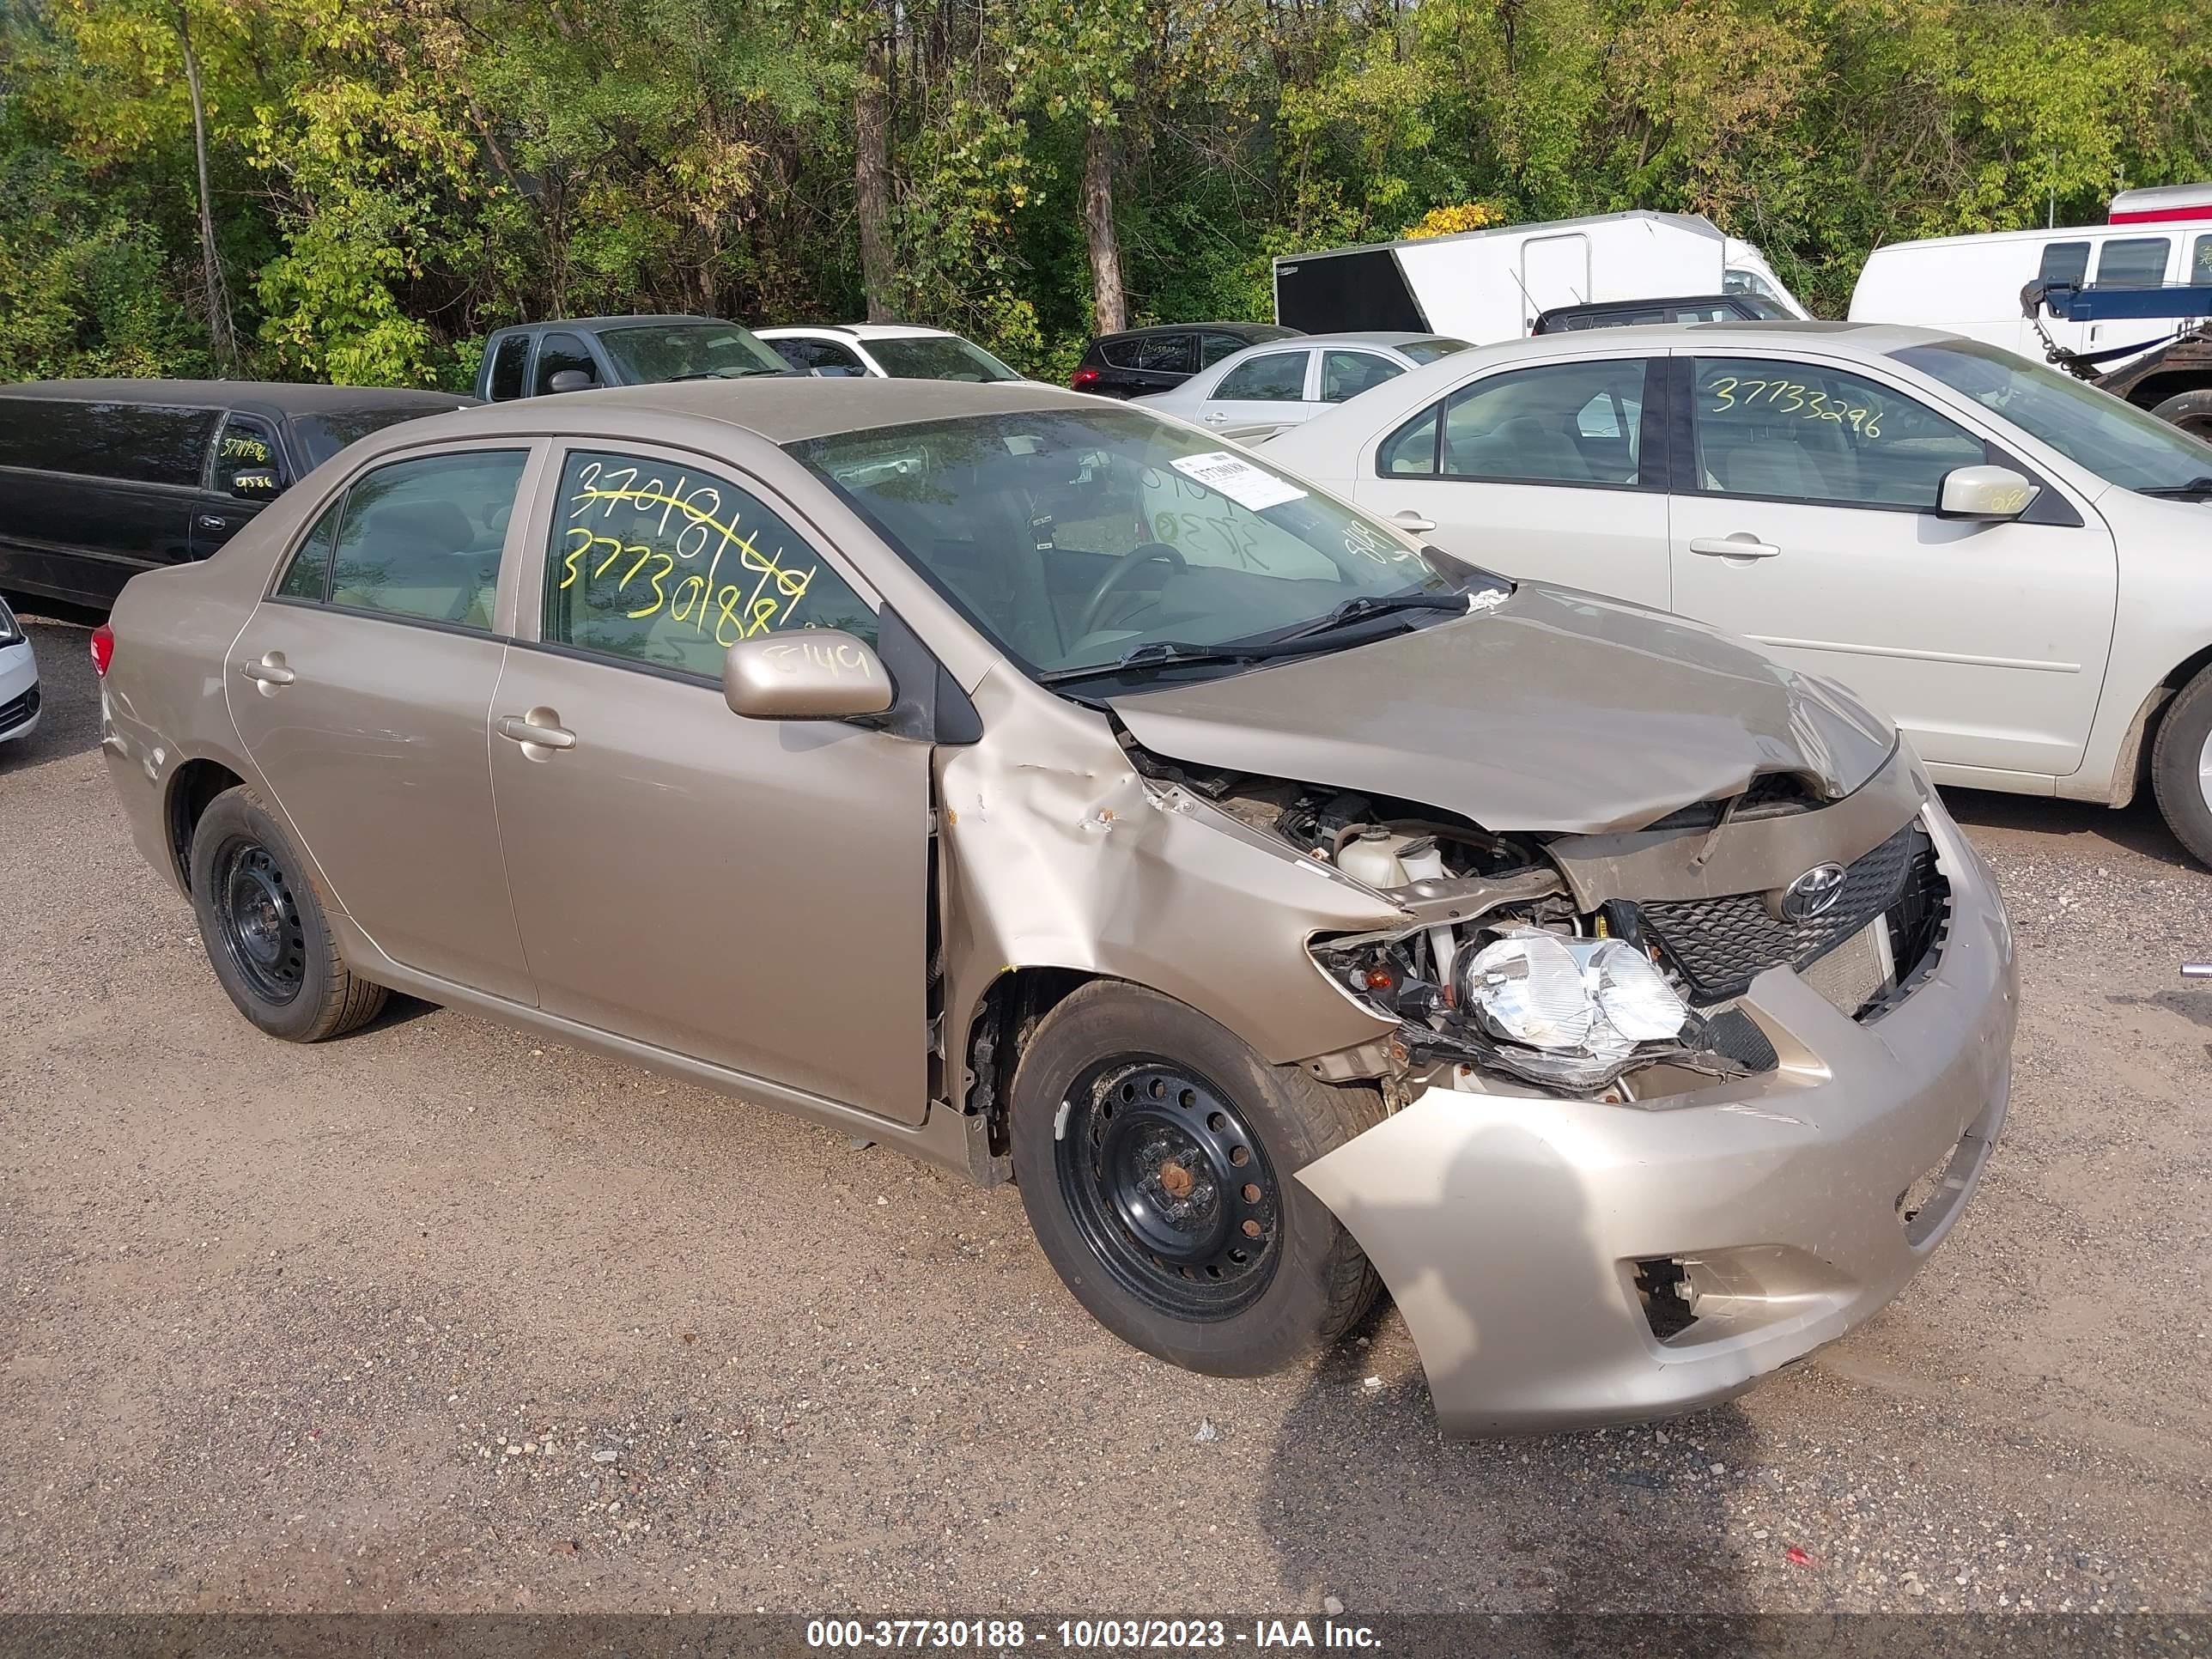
[276,501,342,602]
[1215,351,1308,403]
[3,402,219,486]
[1436,360,1651,486]
[328,450,527,629]
[487,336,529,401]
[1198,332,1253,368]
[544,448,877,679]
[2096,237,2171,288]
[1378,404,1441,475]
[1130,335,1196,375]
[2037,241,2091,288]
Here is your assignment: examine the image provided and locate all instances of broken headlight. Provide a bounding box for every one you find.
[1455,927,1689,1090]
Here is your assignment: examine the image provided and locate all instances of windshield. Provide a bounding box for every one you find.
[866,336,1023,383]
[1893,339,2212,493]
[597,323,787,382]
[789,407,1479,683]
[1400,337,1472,365]
[293,404,467,467]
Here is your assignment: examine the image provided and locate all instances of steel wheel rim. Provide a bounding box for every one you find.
[215,837,307,1006]
[2199,726,2212,815]
[1054,1055,1283,1321]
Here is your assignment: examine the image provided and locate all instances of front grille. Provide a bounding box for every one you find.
[0,682,37,736]
[1637,823,1924,1004]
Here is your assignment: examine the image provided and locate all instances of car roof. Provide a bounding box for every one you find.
[493,314,724,333]
[1255,331,1458,349]
[1542,295,1742,314]
[1096,322,1298,343]
[1455,319,1952,361]
[759,324,961,342]
[0,379,477,415]
[367,377,1095,450]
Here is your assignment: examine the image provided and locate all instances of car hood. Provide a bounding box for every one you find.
[1105,584,1896,836]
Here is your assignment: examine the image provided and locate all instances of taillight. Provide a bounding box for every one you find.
[90,623,114,678]
[1071,367,1100,391]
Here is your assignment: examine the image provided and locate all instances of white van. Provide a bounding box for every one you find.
[1273,210,1809,343]
[1849,196,2212,368]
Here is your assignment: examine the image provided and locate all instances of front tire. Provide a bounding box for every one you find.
[2149,388,2212,444]
[189,785,387,1042]
[1008,981,1381,1376]
[2151,667,2212,870]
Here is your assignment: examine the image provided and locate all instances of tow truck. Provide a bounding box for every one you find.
[2021,278,2212,441]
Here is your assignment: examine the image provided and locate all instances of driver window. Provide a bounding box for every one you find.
[1692,358,1988,508]
[533,332,597,394]
[544,448,877,679]
[216,415,285,500]
[327,450,527,629]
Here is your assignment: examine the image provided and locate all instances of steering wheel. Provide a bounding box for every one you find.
[1077,542,1187,638]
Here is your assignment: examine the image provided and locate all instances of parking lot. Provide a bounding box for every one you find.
[3,606,2208,1616]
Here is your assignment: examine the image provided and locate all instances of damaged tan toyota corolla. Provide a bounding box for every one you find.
[95,380,2016,1434]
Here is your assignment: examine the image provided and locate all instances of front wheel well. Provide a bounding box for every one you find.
[962,968,1100,1158]
[166,759,245,891]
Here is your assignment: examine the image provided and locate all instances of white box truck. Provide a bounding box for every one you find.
[1271,210,1810,341]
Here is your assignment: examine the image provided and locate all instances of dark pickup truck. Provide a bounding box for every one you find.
[475,315,791,401]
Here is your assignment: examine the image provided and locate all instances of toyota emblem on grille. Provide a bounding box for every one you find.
[1775,862,1848,923]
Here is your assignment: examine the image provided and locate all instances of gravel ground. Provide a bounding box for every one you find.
[2,609,2208,1616]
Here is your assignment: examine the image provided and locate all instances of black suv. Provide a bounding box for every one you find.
[1532,295,1783,333]
[0,380,474,609]
[1071,323,1304,398]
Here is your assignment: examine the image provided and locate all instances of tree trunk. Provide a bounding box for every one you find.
[855,30,896,323]
[1082,123,1127,336]
[176,4,237,372]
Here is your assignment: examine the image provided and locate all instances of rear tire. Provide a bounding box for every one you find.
[1008,981,1382,1376]
[2150,388,2212,444]
[2150,667,2212,870]
[189,785,387,1042]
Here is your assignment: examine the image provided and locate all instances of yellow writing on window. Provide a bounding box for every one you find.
[1707,377,1883,439]
[560,467,818,647]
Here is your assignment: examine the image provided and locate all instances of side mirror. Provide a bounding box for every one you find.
[723,630,895,721]
[547,368,596,394]
[225,467,282,501]
[1939,465,2040,521]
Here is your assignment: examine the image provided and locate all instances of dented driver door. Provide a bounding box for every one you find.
[489,441,933,1124]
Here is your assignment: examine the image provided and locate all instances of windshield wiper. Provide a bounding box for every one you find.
[1035,641,1273,686]
[2137,475,2212,500]
[1264,590,1477,645]
[669,366,787,381]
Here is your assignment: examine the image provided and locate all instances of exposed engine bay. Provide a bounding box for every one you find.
[1130,745,1948,1104]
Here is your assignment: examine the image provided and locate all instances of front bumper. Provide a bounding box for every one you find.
[1296,806,2015,1435]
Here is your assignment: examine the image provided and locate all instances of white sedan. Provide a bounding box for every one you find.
[1135,331,1471,441]
[0,594,40,746]
[1261,320,2212,863]
[757,324,1027,384]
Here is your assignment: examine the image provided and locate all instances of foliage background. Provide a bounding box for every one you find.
[1,0,2207,388]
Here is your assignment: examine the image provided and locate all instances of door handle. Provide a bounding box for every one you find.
[496,712,577,750]
[198,514,229,530]
[1687,535,1781,560]
[1389,510,1437,532]
[1201,411,1231,424]
[240,653,295,687]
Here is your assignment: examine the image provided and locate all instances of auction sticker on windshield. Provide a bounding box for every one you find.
[1170,451,1308,512]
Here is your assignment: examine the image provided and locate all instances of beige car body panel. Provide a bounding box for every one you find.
[100,379,2016,1434]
